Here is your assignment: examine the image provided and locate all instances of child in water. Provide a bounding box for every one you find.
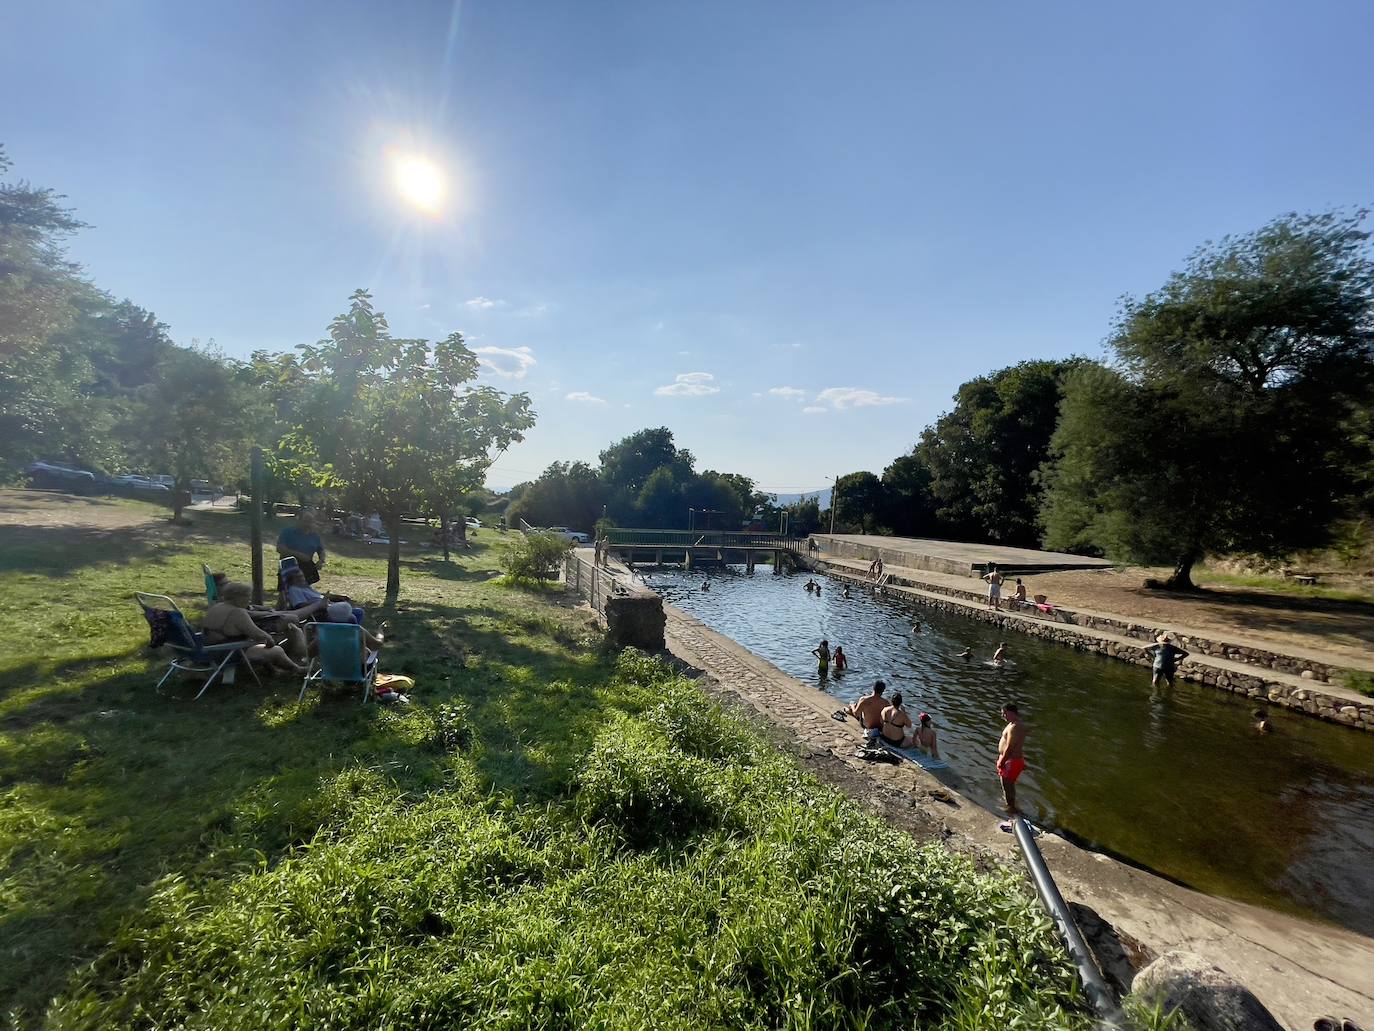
[832,646,848,673]
[811,639,831,676]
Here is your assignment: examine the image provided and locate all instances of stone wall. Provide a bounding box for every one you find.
[604,594,666,650]
[821,564,1374,734]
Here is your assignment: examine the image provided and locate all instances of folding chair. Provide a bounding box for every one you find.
[203,563,219,602]
[299,622,378,704]
[135,592,262,699]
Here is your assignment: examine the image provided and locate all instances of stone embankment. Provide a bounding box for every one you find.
[819,558,1374,734]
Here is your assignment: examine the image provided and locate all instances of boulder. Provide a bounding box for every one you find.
[1130,950,1281,1031]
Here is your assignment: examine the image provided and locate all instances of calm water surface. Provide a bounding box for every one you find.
[648,567,1374,934]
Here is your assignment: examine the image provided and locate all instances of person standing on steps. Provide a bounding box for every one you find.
[996,703,1028,819]
[811,639,830,677]
[982,562,1004,611]
[1144,632,1189,688]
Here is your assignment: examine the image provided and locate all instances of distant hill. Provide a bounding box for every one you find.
[772,488,832,509]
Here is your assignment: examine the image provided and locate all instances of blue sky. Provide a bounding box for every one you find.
[4,1,1371,492]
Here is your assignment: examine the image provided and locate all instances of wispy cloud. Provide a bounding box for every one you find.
[802,406,827,415]
[814,386,906,409]
[465,296,506,310]
[565,391,606,404]
[473,345,536,379]
[654,371,720,397]
[768,386,807,402]
[515,302,548,318]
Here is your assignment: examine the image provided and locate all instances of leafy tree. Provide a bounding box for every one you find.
[129,346,264,521]
[599,427,694,522]
[293,290,534,600]
[505,460,607,534]
[786,497,823,536]
[880,453,938,536]
[1041,210,1374,588]
[915,359,1085,546]
[635,466,687,529]
[833,471,886,533]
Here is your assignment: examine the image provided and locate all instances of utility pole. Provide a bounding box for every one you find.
[828,476,838,534]
[249,447,265,605]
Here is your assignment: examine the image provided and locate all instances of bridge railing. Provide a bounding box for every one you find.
[604,529,809,552]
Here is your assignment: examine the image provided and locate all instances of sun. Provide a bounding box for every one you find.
[391,153,445,215]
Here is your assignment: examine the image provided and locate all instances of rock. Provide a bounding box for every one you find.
[1130,950,1282,1031]
[1301,669,1315,679]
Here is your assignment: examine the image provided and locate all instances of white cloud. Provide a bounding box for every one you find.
[465,296,506,310]
[802,406,827,415]
[472,345,536,379]
[565,391,606,404]
[814,386,907,409]
[654,371,720,397]
[768,386,807,402]
[515,302,548,318]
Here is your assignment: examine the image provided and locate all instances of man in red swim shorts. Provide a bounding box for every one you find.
[997,703,1028,816]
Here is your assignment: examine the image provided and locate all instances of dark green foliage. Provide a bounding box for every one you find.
[1041,211,1374,586]
[833,470,886,533]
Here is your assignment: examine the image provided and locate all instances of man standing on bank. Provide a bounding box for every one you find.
[277,511,327,585]
[982,562,1005,610]
[996,703,1028,819]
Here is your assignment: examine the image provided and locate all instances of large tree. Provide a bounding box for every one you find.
[293,290,534,600]
[598,427,694,523]
[1041,210,1374,588]
[915,359,1085,547]
[880,452,938,537]
[504,460,607,536]
[833,471,886,533]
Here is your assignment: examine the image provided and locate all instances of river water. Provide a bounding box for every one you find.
[647,566,1374,934]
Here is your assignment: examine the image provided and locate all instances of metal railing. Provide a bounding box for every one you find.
[604,528,809,553]
[563,551,627,614]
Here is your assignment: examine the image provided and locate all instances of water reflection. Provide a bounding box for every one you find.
[648,566,1374,934]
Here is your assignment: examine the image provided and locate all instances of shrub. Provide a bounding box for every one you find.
[501,531,573,583]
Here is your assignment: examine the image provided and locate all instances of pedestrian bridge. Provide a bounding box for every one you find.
[603,528,812,572]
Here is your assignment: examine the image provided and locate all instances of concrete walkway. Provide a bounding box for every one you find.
[661,602,1374,1029]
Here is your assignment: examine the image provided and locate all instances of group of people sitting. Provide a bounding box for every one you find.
[200,516,386,677]
[842,680,940,757]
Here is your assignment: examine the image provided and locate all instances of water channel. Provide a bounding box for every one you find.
[647,566,1374,935]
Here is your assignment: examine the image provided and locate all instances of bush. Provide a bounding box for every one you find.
[500,531,573,583]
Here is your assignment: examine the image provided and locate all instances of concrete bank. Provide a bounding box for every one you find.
[818,557,1374,734]
[656,601,1374,1029]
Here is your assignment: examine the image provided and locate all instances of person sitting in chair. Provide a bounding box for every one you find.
[202,582,306,674]
[276,512,327,584]
[308,601,386,666]
[283,567,363,624]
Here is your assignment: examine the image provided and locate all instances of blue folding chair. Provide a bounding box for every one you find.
[135,592,262,699]
[299,622,378,703]
[203,563,219,602]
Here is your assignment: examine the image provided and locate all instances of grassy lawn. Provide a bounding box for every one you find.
[1195,565,1374,605]
[1,500,1097,1029]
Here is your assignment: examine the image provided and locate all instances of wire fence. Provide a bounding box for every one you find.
[563,551,625,614]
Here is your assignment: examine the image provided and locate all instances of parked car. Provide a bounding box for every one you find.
[153,474,176,487]
[465,517,483,529]
[26,461,97,490]
[113,474,170,492]
[546,526,590,544]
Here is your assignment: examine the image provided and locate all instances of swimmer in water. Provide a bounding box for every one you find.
[911,618,921,634]
[832,646,848,673]
[992,642,1007,666]
[811,639,830,676]
[842,584,852,599]
[701,580,711,592]
[1252,708,1273,734]
[959,648,973,660]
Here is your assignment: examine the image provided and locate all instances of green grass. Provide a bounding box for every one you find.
[1339,668,1374,697]
[2,500,1098,1029]
[1194,566,1374,605]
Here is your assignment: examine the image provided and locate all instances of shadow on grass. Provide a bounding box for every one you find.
[0,582,636,1018]
[0,524,177,577]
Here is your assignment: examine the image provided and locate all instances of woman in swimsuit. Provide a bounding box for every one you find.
[879,692,914,746]
[832,646,848,673]
[811,639,830,676]
[202,582,307,674]
[914,712,940,758]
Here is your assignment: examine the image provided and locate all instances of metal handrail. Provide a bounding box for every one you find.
[1010,816,1124,1027]
[604,529,808,551]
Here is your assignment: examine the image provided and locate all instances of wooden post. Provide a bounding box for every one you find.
[250,447,265,605]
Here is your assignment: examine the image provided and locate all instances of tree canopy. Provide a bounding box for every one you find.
[1040,210,1374,586]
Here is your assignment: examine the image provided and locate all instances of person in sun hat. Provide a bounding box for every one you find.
[914,712,940,759]
[1144,632,1189,688]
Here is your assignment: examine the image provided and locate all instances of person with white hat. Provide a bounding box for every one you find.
[1145,632,1189,688]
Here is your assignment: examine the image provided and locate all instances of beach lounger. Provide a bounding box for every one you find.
[135,592,261,699]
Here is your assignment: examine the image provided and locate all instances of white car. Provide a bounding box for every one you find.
[465,517,483,529]
[546,526,590,544]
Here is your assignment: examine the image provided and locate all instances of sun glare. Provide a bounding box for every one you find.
[392,153,445,214]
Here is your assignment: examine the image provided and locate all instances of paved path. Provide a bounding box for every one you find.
[659,600,1374,1029]
[814,532,1113,572]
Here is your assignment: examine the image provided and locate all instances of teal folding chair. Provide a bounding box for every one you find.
[203,563,219,602]
[299,622,377,703]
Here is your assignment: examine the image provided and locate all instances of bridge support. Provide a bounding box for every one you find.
[746,551,755,574]
[684,549,692,570]
[655,548,663,566]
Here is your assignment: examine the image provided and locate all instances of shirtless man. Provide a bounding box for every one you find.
[991,642,1007,666]
[982,563,1004,610]
[996,703,1028,815]
[844,680,887,741]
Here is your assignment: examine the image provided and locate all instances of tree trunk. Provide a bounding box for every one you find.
[440,512,451,563]
[1163,552,1199,591]
[386,512,402,602]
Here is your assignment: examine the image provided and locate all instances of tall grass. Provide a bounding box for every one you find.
[2,499,1097,1029]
